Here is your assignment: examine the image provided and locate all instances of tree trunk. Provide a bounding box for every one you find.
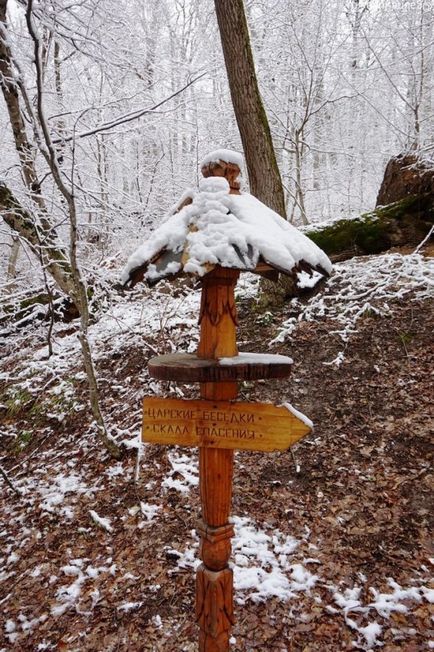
[0,0,44,205]
[1,0,76,301]
[6,236,20,287]
[0,183,78,300]
[214,0,286,218]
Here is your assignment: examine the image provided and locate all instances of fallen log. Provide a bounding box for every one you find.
[306,194,433,262]
[307,153,434,262]
[0,288,80,334]
[259,156,434,305]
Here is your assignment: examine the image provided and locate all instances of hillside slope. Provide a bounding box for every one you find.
[0,250,433,651]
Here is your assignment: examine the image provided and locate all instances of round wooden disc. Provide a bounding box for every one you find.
[148,353,292,383]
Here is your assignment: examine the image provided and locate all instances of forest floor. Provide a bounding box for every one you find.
[0,249,433,651]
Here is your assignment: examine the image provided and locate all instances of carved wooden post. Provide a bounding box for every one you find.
[142,265,310,651]
[196,267,239,651]
[138,153,315,650]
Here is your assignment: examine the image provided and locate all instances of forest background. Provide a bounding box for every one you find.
[1,0,433,286]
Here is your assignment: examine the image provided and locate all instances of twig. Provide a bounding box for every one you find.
[290,448,301,474]
[413,224,434,254]
[0,464,22,496]
[134,437,144,484]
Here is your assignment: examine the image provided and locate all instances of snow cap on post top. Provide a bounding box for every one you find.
[121,148,332,288]
[200,149,242,194]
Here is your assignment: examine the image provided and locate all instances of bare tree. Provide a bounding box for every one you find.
[0,0,77,299]
[1,0,120,458]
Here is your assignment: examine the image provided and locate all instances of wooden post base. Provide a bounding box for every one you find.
[196,565,234,651]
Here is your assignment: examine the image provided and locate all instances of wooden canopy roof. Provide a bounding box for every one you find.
[122,151,332,288]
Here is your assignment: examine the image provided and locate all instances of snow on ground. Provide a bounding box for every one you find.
[0,249,433,649]
[161,450,199,494]
[271,252,434,357]
[162,514,433,650]
[330,577,434,649]
[0,283,201,450]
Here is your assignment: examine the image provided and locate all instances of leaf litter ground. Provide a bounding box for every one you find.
[0,251,433,651]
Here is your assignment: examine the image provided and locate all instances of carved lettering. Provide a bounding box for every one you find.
[151,424,189,436]
[143,397,312,451]
[145,407,195,420]
[197,426,255,440]
[196,410,255,424]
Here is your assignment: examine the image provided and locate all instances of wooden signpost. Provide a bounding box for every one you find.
[144,267,313,651]
[143,396,311,452]
[121,151,331,650]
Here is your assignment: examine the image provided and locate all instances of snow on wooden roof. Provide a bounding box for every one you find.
[122,151,332,288]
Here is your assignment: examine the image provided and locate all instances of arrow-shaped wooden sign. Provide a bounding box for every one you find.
[143,397,312,452]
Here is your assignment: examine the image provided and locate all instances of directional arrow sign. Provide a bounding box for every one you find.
[142,397,312,452]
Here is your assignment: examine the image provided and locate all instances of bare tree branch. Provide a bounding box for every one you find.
[52,73,207,144]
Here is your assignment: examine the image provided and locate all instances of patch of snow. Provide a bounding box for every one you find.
[166,516,312,606]
[7,552,19,565]
[117,601,143,612]
[232,516,312,604]
[121,437,142,450]
[89,510,113,533]
[422,587,434,603]
[35,473,92,513]
[17,613,47,634]
[52,575,84,616]
[152,614,163,628]
[219,352,293,365]
[332,577,432,648]
[51,560,115,616]
[140,501,161,521]
[167,546,200,571]
[282,403,313,430]
[297,270,323,289]
[369,578,422,617]
[162,451,198,494]
[61,565,81,577]
[289,563,318,591]
[105,462,125,477]
[4,618,18,645]
[323,351,345,367]
[333,586,362,610]
[358,621,382,648]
